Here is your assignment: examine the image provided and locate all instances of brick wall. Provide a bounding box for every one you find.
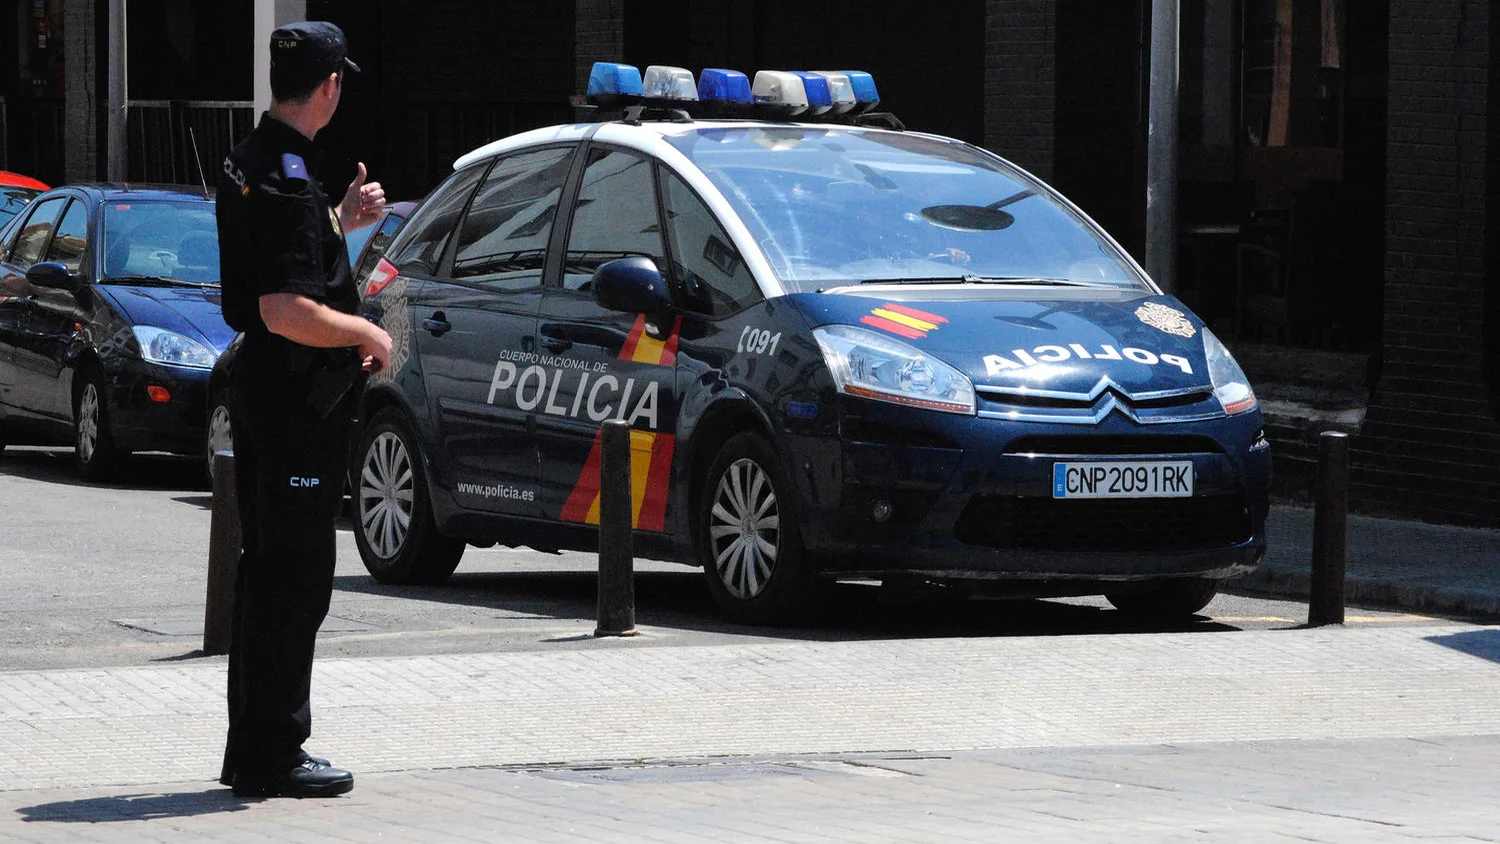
[985,0,1055,179]
[62,0,96,182]
[1355,0,1500,525]
[577,0,624,94]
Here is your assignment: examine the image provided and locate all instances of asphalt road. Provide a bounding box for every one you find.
[0,445,1447,671]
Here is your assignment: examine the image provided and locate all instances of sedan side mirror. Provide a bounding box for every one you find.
[591,257,670,315]
[25,261,83,293]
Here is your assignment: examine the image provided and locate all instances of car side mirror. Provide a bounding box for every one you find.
[25,261,82,293]
[591,257,670,315]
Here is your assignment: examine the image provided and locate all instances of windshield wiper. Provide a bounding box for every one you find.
[105,274,219,288]
[860,275,1094,287]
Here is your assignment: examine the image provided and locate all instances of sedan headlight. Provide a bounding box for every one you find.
[1203,328,1257,415]
[814,324,975,414]
[132,326,218,369]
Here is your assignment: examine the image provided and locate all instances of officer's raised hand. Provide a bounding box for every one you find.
[340,161,385,232]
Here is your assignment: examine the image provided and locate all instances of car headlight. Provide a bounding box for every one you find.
[814,324,975,414]
[132,326,218,369]
[1203,328,1257,415]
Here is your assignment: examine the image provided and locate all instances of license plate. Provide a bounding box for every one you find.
[1052,460,1194,499]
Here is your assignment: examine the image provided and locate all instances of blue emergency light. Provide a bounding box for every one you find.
[586,62,644,105]
[842,70,880,112]
[698,68,753,105]
[794,72,834,116]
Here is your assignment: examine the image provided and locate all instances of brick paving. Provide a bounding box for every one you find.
[0,625,1498,841]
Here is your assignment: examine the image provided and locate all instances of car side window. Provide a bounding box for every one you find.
[388,164,486,277]
[44,199,88,274]
[8,196,66,271]
[451,146,573,291]
[663,172,761,316]
[562,148,664,291]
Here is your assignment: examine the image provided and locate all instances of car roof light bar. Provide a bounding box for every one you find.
[698,68,753,106]
[842,70,880,113]
[793,72,835,116]
[812,71,857,115]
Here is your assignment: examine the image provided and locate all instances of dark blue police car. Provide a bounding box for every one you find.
[348,65,1270,624]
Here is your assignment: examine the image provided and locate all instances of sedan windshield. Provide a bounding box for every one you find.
[102,199,219,285]
[666,127,1146,292]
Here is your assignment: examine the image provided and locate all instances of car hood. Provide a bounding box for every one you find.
[99,284,235,353]
[786,286,1213,397]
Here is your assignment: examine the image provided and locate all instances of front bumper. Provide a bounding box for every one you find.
[106,360,213,455]
[789,398,1271,585]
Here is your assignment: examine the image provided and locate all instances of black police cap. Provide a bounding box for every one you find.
[270,21,361,87]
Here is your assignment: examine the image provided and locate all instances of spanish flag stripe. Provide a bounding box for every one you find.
[626,430,657,526]
[882,302,949,324]
[618,314,647,361]
[631,330,667,364]
[871,307,939,332]
[636,433,676,532]
[559,432,604,523]
[860,314,925,339]
[659,316,682,366]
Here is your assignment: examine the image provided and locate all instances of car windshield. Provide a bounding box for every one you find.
[101,199,219,285]
[665,127,1146,292]
[0,186,41,229]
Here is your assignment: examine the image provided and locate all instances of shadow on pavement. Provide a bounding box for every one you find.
[332,568,1240,642]
[1425,628,1500,665]
[17,790,253,823]
[0,446,207,492]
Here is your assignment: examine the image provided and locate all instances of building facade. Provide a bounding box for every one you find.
[17,0,1500,526]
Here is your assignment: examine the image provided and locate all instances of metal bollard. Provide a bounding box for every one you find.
[203,450,239,655]
[1308,431,1349,626]
[595,420,637,637]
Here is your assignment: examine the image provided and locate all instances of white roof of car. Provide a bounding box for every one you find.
[451,120,958,172]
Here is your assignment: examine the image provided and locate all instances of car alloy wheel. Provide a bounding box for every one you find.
[206,400,233,481]
[709,457,781,600]
[76,382,101,464]
[73,370,120,481]
[359,430,415,560]
[351,409,464,584]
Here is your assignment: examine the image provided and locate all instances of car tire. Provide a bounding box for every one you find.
[205,392,234,483]
[351,408,464,584]
[697,431,825,625]
[74,367,121,481]
[1106,578,1219,617]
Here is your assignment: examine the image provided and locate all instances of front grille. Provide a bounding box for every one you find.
[1004,435,1224,456]
[954,493,1252,551]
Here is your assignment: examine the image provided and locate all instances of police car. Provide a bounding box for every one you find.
[349,64,1271,624]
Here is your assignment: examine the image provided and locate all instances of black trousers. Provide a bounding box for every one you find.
[221,349,358,777]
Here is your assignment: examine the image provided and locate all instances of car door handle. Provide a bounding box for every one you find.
[539,327,572,352]
[422,312,451,336]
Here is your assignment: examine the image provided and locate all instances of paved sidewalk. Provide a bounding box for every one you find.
[1236,504,1500,619]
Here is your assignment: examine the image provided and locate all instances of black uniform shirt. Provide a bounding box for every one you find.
[217,114,358,369]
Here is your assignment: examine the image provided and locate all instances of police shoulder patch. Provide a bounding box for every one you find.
[280,153,309,185]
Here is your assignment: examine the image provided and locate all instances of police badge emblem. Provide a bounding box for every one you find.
[1135,301,1196,338]
[328,207,342,237]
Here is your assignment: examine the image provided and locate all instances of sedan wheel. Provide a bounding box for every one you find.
[351,409,464,584]
[698,432,824,625]
[74,371,121,481]
[205,397,233,481]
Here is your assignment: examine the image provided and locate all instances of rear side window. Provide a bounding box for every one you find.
[562,148,664,291]
[389,164,486,277]
[8,196,65,270]
[452,146,574,291]
[663,171,760,316]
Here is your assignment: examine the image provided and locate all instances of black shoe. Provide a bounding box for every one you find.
[231,759,354,798]
[219,751,330,787]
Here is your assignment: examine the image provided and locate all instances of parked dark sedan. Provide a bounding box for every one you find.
[0,184,230,479]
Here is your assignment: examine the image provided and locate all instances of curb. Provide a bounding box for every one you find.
[1230,567,1500,621]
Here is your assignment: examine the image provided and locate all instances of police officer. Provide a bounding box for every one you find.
[215,21,391,798]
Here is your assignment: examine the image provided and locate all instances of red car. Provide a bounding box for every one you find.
[0,171,50,233]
